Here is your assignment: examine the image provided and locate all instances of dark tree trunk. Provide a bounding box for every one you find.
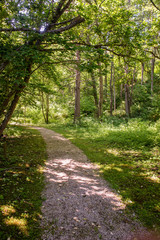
[0,91,22,135]
[0,64,32,135]
[0,90,15,118]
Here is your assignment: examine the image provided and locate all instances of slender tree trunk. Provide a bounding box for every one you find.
[46,94,49,124]
[41,91,47,123]
[120,84,123,100]
[110,61,113,116]
[104,65,108,99]
[151,48,155,96]
[113,64,116,111]
[141,62,144,85]
[91,71,99,118]
[74,50,81,123]
[125,83,130,117]
[98,62,103,118]
[130,67,136,106]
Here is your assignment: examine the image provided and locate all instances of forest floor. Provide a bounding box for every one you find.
[36,127,157,240]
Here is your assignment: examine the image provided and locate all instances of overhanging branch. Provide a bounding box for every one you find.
[47,16,85,34]
[149,0,160,11]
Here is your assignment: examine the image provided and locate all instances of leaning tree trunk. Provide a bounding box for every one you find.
[0,64,32,136]
[0,90,16,118]
[74,50,81,123]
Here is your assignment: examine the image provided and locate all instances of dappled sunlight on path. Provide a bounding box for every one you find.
[36,127,154,240]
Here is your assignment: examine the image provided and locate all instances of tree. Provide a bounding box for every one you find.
[0,0,84,135]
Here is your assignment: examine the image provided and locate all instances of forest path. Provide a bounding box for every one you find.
[35,127,152,240]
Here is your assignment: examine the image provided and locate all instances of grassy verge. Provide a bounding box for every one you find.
[0,125,47,240]
[43,117,160,232]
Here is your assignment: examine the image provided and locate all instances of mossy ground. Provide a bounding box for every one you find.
[0,125,47,240]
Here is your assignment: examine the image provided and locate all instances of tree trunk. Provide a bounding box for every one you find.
[110,61,113,116]
[141,62,144,85]
[0,91,22,136]
[41,91,47,123]
[46,94,49,124]
[98,62,103,118]
[113,64,116,111]
[104,65,108,99]
[125,83,130,117]
[120,84,123,100]
[74,50,81,123]
[0,90,15,118]
[130,67,136,106]
[91,71,99,118]
[151,48,155,96]
[0,64,32,135]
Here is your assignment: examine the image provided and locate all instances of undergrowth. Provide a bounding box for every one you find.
[43,117,160,232]
[0,125,47,240]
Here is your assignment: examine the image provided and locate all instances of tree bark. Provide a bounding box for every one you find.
[141,62,144,85]
[0,91,22,136]
[110,61,113,116]
[120,84,123,100]
[46,94,49,124]
[104,66,108,99]
[151,48,156,96]
[98,62,103,118]
[0,64,32,135]
[91,71,99,118]
[74,50,81,123]
[113,64,116,111]
[125,83,130,117]
[130,67,136,106]
[0,90,16,118]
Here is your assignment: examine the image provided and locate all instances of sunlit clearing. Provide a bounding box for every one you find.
[4,217,28,236]
[0,205,16,216]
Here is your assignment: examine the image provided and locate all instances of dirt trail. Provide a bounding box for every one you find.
[35,127,153,240]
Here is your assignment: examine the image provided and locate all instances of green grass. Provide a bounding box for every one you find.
[0,125,47,240]
[43,117,160,232]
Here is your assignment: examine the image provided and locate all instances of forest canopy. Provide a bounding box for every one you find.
[0,0,160,130]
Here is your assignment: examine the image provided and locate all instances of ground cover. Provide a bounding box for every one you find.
[0,125,47,240]
[44,117,160,232]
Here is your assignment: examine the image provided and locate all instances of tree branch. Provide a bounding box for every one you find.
[149,0,160,11]
[47,16,85,34]
[0,28,39,33]
[0,16,85,35]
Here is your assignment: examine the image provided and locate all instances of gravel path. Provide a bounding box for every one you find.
[36,127,154,240]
